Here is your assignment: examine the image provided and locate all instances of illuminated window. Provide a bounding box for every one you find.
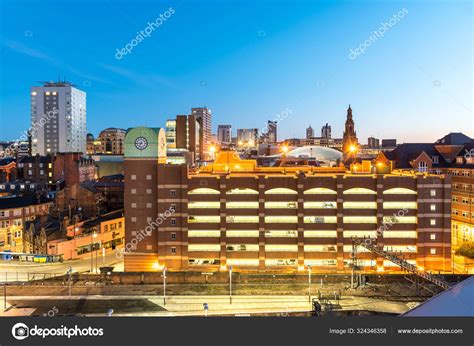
[265,230,298,237]
[304,259,337,266]
[344,216,377,224]
[188,201,220,209]
[383,245,416,252]
[430,204,436,211]
[265,201,297,209]
[226,216,259,223]
[227,244,259,252]
[188,244,220,252]
[383,231,417,238]
[265,188,297,195]
[265,259,297,266]
[188,216,220,223]
[188,188,219,195]
[343,202,377,209]
[305,245,337,252]
[265,216,298,223]
[343,188,376,195]
[265,244,298,252]
[226,230,259,237]
[227,259,259,266]
[304,201,336,209]
[226,201,258,209]
[304,188,336,195]
[430,189,436,197]
[304,216,337,224]
[188,230,220,237]
[226,188,258,195]
[430,219,436,226]
[303,231,337,238]
[430,233,436,240]
[383,202,417,209]
[382,216,417,224]
[343,231,377,238]
[383,188,417,195]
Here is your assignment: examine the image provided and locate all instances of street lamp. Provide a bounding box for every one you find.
[281,145,289,157]
[229,265,233,304]
[163,267,167,306]
[90,232,98,273]
[307,265,312,304]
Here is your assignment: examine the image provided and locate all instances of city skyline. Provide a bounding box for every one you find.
[0,0,472,143]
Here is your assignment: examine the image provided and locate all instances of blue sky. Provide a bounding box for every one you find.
[0,0,472,143]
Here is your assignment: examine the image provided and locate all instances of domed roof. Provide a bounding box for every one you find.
[285,146,342,161]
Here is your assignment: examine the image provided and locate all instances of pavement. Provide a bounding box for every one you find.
[0,252,124,282]
[0,294,411,317]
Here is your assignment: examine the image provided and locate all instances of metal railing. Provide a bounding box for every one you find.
[352,237,451,290]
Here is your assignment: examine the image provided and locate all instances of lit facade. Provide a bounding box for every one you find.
[31,81,86,155]
[124,127,452,273]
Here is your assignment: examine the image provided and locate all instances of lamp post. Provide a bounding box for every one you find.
[229,265,233,304]
[90,231,97,273]
[307,265,312,304]
[163,267,167,306]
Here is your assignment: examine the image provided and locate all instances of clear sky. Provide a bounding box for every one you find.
[0,0,472,143]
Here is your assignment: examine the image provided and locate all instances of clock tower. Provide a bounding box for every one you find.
[124,127,166,271]
[342,105,358,157]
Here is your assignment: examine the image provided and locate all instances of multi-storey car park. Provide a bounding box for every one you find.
[123,127,452,273]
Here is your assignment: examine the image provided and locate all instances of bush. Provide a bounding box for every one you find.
[455,242,474,259]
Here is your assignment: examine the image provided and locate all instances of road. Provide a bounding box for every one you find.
[0,252,123,282]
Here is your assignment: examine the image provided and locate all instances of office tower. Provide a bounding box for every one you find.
[217,125,232,144]
[175,115,200,161]
[237,128,259,147]
[321,123,331,140]
[267,120,277,143]
[306,125,314,139]
[342,105,358,154]
[368,136,380,149]
[191,107,212,160]
[31,81,86,155]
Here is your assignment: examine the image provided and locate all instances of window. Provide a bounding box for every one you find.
[171,232,176,240]
[131,217,137,222]
[432,156,439,164]
[430,204,436,211]
[146,175,152,180]
[131,203,137,208]
[430,189,436,197]
[146,203,152,208]
[430,234,436,240]
[131,174,136,180]
[430,219,436,226]
[131,189,137,194]
[146,189,152,194]
[430,248,436,255]
[171,247,177,253]
[418,161,428,172]
[171,218,177,225]
[170,190,176,197]
[170,204,176,212]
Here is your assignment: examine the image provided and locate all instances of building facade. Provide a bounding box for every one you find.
[0,195,53,253]
[31,81,87,155]
[191,107,212,160]
[217,125,232,144]
[306,126,314,139]
[124,127,451,273]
